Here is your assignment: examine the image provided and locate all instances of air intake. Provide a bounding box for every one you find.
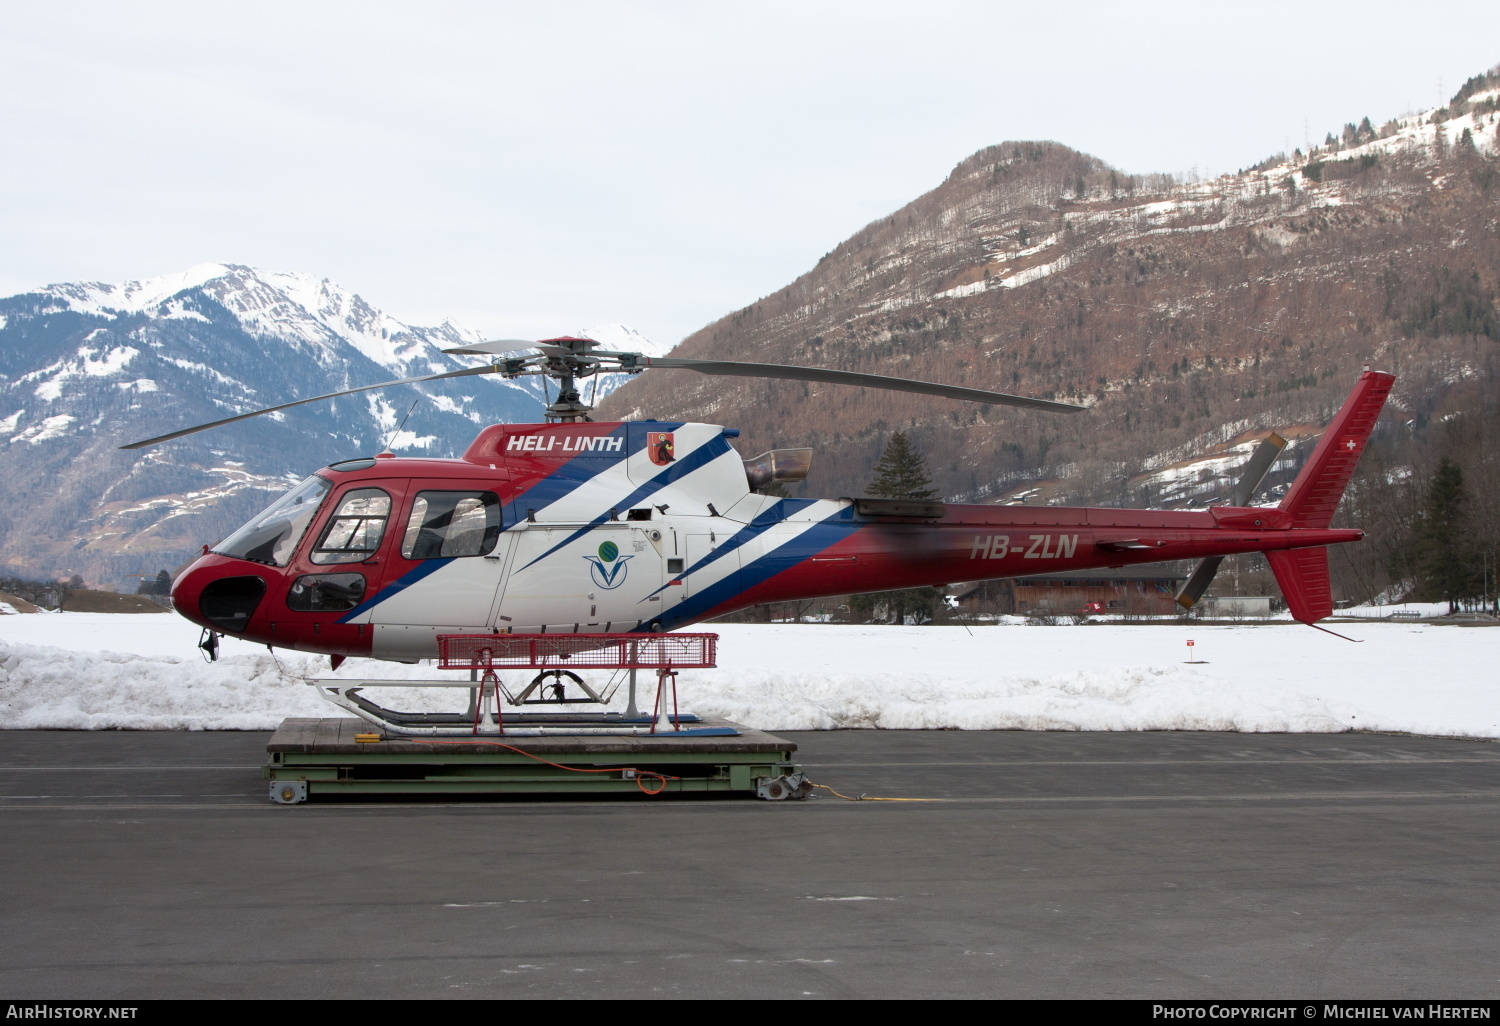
[199,575,266,633]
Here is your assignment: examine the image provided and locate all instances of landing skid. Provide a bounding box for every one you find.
[313,681,729,737]
[314,631,729,739]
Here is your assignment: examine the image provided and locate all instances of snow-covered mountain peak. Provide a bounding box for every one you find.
[194,265,479,373]
[33,266,675,382]
[36,264,488,378]
[1,264,562,585]
[39,263,234,318]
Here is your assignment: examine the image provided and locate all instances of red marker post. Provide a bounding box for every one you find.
[1185,639,1203,664]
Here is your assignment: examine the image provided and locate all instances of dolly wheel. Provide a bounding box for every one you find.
[756,773,809,801]
[270,781,308,804]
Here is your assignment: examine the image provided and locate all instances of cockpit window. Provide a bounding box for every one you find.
[214,475,333,566]
[401,491,501,559]
[311,488,391,565]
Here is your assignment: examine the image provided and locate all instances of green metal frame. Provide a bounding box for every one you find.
[264,751,799,796]
[263,718,803,800]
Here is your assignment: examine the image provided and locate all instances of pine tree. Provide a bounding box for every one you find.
[1415,457,1478,612]
[851,431,939,624]
[153,569,172,595]
[865,431,937,500]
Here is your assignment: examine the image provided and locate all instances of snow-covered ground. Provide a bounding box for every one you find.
[0,613,1495,737]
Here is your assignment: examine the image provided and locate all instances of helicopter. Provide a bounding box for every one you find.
[124,335,1394,663]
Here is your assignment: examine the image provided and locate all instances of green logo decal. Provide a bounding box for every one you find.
[585,538,633,589]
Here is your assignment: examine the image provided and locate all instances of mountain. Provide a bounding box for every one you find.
[0,263,666,586]
[599,71,1500,599]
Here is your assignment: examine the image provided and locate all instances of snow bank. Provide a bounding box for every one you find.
[683,664,1354,733]
[0,642,325,730]
[0,615,1496,736]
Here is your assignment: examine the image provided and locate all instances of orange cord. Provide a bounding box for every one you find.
[808,782,944,802]
[390,737,679,795]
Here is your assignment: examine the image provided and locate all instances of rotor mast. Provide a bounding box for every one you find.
[536,336,606,422]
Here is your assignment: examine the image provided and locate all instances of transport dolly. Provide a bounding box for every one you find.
[267,632,811,802]
[263,717,810,803]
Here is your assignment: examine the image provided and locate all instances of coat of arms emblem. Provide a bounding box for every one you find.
[647,432,675,466]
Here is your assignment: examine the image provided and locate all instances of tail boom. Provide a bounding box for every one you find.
[682,373,1392,625]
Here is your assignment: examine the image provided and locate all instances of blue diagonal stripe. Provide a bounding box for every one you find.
[648,506,858,630]
[644,497,822,598]
[336,557,452,623]
[514,434,735,572]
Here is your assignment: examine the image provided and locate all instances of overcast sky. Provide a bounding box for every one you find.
[2,2,1497,344]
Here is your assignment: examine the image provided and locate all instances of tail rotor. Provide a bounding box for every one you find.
[1175,369,1394,624]
[1174,432,1287,611]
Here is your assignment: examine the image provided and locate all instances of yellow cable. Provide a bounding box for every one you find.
[807,782,944,802]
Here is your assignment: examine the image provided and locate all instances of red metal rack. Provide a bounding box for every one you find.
[437,633,718,671]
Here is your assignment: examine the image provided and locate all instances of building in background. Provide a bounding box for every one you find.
[952,563,1189,616]
[1200,595,1276,618]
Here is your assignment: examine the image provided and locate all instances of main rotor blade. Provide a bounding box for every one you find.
[644,357,1086,413]
[118,364,501,450]
[442,339,538,357]
[1230,432,1288,506]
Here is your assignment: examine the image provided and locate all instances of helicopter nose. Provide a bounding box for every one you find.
[173,560,270,635]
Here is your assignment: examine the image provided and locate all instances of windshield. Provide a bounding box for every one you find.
[214,475,333,566]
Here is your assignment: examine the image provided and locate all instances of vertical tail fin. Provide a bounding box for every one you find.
[1266,369,1394,625]
[1278,370,1395,528]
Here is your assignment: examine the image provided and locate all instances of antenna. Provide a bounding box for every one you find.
[380,398,420,454]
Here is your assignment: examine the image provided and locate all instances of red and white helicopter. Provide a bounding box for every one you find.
[126,336,1393,665]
